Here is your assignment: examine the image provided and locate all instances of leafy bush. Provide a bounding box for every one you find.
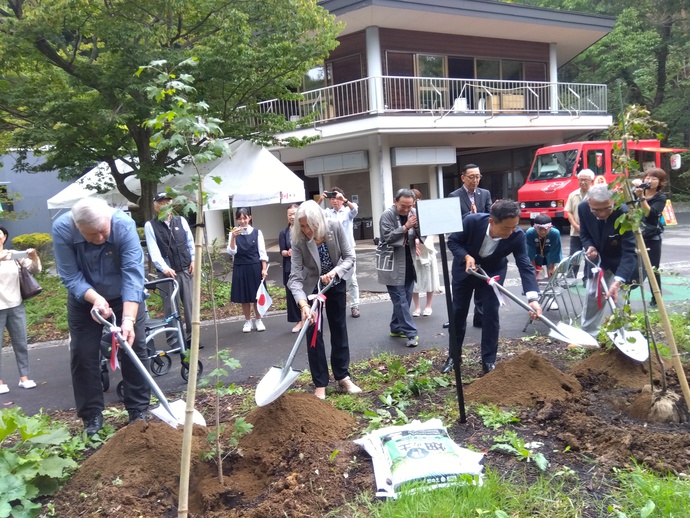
[0,407,82,518]
[10,233,52,256]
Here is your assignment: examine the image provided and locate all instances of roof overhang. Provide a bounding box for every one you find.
[320,0,615,66]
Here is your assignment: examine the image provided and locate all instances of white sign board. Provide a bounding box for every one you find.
[416,198,464,236]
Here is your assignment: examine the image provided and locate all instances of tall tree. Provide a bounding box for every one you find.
[0,0,340,220]
[517,0,690,150]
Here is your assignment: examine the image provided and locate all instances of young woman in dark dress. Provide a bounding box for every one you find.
[279,204,302,332]
[227,208,269,332]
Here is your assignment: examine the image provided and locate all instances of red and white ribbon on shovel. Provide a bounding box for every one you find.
[308,292,327,348]
[592,267,605,309]
[109,327,122,371]
[485,275,508,307]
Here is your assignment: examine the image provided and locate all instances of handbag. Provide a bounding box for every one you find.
[15,260,42,300]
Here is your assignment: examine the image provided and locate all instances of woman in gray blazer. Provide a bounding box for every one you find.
[288,200,361,400]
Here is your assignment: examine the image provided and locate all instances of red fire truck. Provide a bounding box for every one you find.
[517,140,671,226]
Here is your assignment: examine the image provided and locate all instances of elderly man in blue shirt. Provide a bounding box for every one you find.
[52,197,150,436]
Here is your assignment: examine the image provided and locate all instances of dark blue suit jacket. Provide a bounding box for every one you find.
[578,201,637,282]
[449,186,492,217]
[448,213,538,293]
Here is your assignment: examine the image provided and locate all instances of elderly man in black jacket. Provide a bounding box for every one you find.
[447,200,542,374]
[578,184,638,337]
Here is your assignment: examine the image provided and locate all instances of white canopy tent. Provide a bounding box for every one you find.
[171,140,305,210]
[47,159,136,209]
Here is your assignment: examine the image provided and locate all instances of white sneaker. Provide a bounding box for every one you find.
[242,320,252,333]
[18,380,37,389]
[0,384,8,394]
[337,377,362,394]
[548,301,559,311]
[254,319,266,332]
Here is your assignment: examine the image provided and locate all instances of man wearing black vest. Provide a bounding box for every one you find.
[144,192,194,348]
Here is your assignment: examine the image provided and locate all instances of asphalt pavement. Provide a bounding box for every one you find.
[3,212,690,416]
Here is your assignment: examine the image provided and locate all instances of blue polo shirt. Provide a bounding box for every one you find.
[52,209,145,303]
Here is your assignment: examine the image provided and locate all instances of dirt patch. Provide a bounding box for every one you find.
[465,349,582,406]
[46,344,690,517]
[51,393,368,518]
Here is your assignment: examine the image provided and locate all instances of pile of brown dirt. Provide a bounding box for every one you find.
[465,349,581,406]
[570,347,663,389]
[52,392,368,518]
[51,421,212,516]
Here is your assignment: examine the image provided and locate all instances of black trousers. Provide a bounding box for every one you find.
[645,238,662,301]
[68,296,150,419]
[305,281,350,388]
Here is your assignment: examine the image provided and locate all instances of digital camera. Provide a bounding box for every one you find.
[638,182,652,190]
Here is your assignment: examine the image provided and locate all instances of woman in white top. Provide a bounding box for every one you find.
[0,226,41,394]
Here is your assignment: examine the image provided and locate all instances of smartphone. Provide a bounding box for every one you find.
[11,250,28,260]
[325,191,337,199]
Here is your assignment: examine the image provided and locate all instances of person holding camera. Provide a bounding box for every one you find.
[634,168,668,307]
[227,207,269,332]
[0,226,41,395]
[320,187,361,318]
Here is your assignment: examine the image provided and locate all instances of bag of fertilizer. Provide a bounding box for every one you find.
[354,418,484,498]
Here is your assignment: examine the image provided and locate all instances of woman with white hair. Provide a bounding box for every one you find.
[287,200,361,399]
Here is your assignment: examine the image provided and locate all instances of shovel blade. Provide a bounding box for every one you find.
[607,329,649,362]
[549,322,600,349]
[150,399,206,429]
[255,366,302,407]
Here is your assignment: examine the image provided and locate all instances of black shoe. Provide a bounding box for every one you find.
[441,357,454,374]
[442,322,450,329]
[128,409,148,424]
[650,299,657,307]
[473,318,483,328]
[482,362,495,374]
[83,413,104,436]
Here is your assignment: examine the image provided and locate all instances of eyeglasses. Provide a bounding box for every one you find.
[590,205,613,213]
[464,175,481,180]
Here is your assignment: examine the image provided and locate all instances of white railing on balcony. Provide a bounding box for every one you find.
[248,77,607,126]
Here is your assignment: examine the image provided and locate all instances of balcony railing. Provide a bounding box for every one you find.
[248,77,607,126]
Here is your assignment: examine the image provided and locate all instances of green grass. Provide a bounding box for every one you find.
[606,464,690,517]
[333,469,587,518]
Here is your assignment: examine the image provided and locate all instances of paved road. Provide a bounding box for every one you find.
[3,213,689,416]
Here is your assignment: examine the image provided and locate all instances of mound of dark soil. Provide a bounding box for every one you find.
[465,349,581,406]
[570,347,664,389]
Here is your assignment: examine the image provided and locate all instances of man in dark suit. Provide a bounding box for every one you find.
[447,200,541,374]
[578,184,638,336]
[449,164,493,326]
[441,164,493,372]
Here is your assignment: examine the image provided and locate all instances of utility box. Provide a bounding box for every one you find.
[361,217,374,240]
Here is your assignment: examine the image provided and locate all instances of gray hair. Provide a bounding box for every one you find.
[71,197,114,229]
[395,188,416,201]
[291,200,328,244]
[577,169,595,180]
[587,184,612,203]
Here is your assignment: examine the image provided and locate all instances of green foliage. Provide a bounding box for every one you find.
[0,0,341,220]
[490,430,549,472]
[473,404,521,430]
[0,408,82,518]
[607,464,690,517]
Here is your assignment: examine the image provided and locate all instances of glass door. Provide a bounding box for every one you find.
[416,54,447,110]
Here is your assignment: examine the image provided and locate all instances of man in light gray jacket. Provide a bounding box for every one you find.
[376,189,418,347]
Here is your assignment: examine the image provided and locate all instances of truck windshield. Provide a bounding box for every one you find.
[528,150,578,181]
